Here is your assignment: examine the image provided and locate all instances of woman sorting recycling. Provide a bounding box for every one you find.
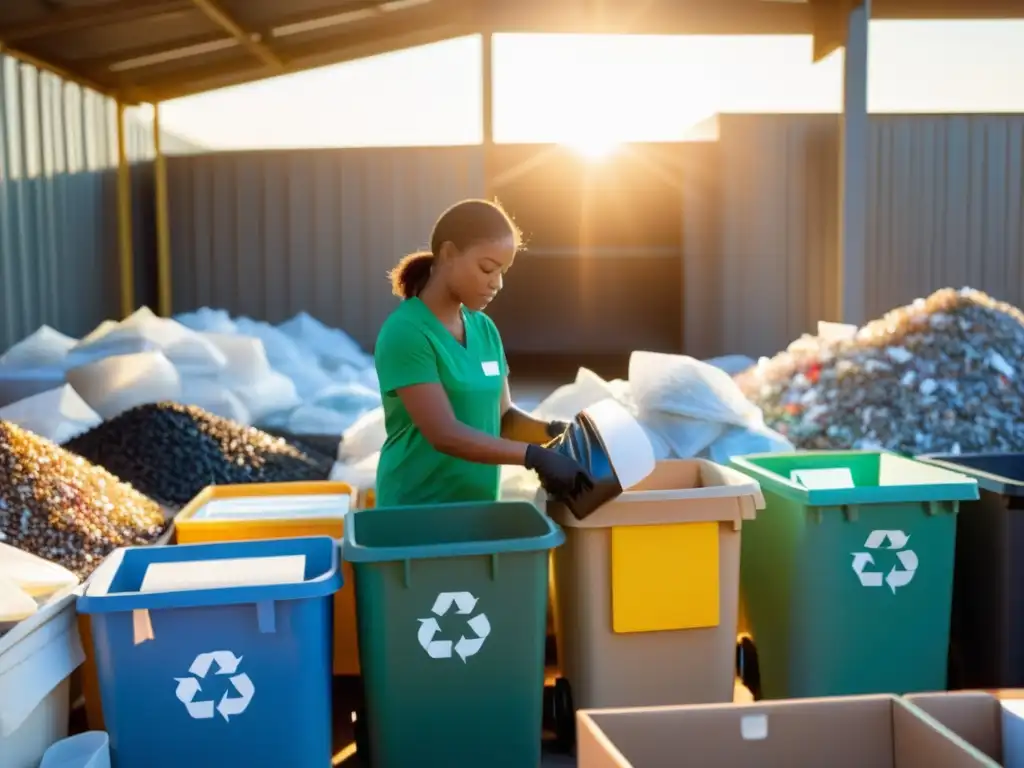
[373,198,592,508]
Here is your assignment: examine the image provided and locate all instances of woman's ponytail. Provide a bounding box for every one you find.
[388,251,434,299]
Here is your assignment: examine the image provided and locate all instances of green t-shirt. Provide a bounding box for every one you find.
[373,297,508,508]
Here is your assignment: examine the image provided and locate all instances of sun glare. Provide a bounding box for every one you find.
[562,135,621,160]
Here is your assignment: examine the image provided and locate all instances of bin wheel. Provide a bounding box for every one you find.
[736,635,762,701]
[352,708,370,765]
[551,677,576,753]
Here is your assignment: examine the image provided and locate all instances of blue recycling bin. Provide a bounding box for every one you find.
[77,536,341,768]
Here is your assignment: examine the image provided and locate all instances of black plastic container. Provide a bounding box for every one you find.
[917,452,1024,690]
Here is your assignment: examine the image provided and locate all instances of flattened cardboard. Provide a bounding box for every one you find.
[578,695,1000,767]
[907,691,1024,766]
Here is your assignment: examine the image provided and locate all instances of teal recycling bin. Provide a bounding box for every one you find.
[731,451,977,700]
[343,501,564,768]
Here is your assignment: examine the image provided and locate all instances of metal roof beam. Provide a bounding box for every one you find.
[69,2,389,77]
[132,0,470,102]
[187,0,284,69]
[475,0,816,35]
[0,0,189,43]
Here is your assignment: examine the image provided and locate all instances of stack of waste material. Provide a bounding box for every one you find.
[0,421,167,579]
[736,288,1024,454]
[65,402,335,507]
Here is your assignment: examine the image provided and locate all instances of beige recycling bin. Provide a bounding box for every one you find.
[546,459,764,747]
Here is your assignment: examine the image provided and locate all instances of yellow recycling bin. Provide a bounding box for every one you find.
[546,459,763,749]
[173,481,359,677]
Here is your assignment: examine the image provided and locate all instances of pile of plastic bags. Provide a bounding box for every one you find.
[0,308,382,443]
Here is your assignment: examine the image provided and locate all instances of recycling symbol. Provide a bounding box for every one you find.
[174,650,255,722]
[851,530,918,593]
[417,591,491,663]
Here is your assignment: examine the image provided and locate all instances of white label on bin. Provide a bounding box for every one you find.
[740,714,769,741]
[175,650,255,722]
[791,468,855,490]
[139,555,306,593]
[851,530,918,593]
[416,591,491,662]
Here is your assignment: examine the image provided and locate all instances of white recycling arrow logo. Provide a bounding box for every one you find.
[174,650,255,722]
[851,530,919,594]
[417,591,491,663]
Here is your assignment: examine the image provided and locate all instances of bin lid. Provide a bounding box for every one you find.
[917,453,1024,499]
[342,501,564,563]
[77,536,340,615]
[191,493,351,522]
[546,459,765,529]
[730,451,979,507]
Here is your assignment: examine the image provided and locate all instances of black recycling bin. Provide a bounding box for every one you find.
[917,453,1024,690]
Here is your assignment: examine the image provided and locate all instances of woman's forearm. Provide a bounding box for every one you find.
[432,421,531,466]
[501,405,555,445]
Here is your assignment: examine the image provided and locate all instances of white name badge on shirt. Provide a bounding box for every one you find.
[481,361,501,377]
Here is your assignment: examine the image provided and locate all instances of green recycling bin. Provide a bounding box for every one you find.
[343,500,564,768]
[730,451,977,700]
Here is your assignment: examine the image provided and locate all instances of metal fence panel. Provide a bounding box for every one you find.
[0,55,156,350]
[166,146,487,349]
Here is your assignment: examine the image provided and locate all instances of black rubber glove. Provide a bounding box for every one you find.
[525,444,594,499]
[545,420,571,440]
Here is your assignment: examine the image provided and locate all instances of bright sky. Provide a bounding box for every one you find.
[158,21,1024,150]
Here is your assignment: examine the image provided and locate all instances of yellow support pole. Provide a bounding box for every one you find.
[116,101,135,318]
[153,103,173,317]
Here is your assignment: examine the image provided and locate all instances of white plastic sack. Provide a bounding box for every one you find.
[0,543,78,599]
[531,368,626,422]
[329,451,379,491]
[68,308,227,377]
[500,465,541,502]
[287,405,356,436]
[0,326,77,370]
[180,377,251,424]
[338,407,386,463]
[277,312,373,371]
[703,355,756,377]
[233,317,317,371]
[232,371,302,425]
[200,332,272,385]
[707,423,794,464]
[628,351,763,428]
[312,382,381,414]
[0,575,36,624]
[0,386,101,443]
[175,307,238,335]
[0,367,67,410]
[233,317,333,399]
[67,351,183,420]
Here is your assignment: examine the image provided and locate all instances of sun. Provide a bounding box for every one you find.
[562,135,620,160]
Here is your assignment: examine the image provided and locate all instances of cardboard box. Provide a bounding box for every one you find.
[907,692,1024,766]
[577,694,999,767]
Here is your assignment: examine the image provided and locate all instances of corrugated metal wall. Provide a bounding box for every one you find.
[13,106,1014,360]
[165,147,486,349]
[683,113,1024,359]
[0,54,203,352]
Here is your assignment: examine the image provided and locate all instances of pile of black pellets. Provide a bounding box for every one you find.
[64,402,335,508]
